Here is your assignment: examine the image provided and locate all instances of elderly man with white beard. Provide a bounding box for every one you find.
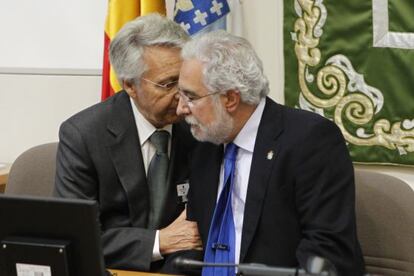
[175,30,365,276]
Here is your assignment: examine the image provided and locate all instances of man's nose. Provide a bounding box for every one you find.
[176,95,190,116]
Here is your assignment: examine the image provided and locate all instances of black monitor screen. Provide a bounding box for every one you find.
[0,194,107,276]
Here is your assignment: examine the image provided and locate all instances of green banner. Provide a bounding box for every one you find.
[284,0,414,166]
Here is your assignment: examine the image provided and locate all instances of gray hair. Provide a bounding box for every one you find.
[109,13,189,86]
[181,30,269,105]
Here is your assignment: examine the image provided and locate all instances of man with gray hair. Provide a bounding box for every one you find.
[177,30,365,275]
[55,14,201,272]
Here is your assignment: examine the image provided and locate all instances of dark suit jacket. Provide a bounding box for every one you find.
[187,97,365,275]
[54,91,194,271]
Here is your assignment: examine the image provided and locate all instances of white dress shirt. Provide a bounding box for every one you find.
[130,98,172,261]
[216,97,266,263]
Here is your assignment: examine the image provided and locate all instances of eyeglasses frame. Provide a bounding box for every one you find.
[178,89,221,107]
[141,77,179,93]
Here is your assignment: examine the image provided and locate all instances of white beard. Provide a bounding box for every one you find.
[185,101,233,145]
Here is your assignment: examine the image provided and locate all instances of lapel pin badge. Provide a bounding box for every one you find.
[267,150,275,160]
[176,182,189,203]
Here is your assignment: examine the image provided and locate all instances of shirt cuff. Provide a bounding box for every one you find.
[152,230,163,261]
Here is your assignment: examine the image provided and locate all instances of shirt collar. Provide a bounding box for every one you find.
[130,98,172,146]
[232,97,266,153]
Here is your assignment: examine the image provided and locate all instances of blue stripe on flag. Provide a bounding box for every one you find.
[174,0,230,35]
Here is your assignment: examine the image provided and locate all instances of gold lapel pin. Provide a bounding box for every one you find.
[267,150,274,160]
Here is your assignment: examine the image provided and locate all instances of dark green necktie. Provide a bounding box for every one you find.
[147,130,170,229]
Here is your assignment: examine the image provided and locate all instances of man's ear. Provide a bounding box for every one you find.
[123,80,137,98]
[224,89,240,113]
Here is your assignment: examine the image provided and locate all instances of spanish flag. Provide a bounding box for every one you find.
[101,0,166,100]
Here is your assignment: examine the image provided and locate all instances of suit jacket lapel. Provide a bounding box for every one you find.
[192,143,223,241]
[239,98,284,262]
[204,146,223,236]
[106,92,149,227]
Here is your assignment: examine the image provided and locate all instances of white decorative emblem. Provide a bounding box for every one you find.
[210,0,224,16]
[267,150,274,160]
[372,0,414,49]
[193,10,208,26]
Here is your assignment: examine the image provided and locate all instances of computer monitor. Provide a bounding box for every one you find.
[0,194,107,276]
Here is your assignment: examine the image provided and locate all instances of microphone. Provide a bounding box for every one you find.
[174,256,336,276]
[174,257,218,269]
[306,256,337,276]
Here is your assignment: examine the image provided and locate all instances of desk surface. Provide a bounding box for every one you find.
[109,269,173,276]
[0,163,11,193]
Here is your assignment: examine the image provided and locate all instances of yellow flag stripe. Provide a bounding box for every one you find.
[110,66,123,92]
[141,0,166,15]
[104,0,166,95]
[105,0,140,40]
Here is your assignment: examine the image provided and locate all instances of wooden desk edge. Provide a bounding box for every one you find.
[108,269,178,276]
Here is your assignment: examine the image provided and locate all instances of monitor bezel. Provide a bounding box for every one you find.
[0,194,107,276]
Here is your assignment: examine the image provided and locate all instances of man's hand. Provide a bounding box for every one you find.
[159,209,203,255]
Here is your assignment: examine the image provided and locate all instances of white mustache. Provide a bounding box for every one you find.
[185,116,199,126]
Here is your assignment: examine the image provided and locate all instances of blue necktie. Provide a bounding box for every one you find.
[203,143,238,276]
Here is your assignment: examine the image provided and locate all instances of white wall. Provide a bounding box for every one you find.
[0,0,413,188]
[0,0,105,162]
[242,0,284,103]
[0,0,106,71]
[0,74,101,162]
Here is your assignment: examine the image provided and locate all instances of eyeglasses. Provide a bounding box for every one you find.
[141,78,179,93]
[178,89,221,107]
